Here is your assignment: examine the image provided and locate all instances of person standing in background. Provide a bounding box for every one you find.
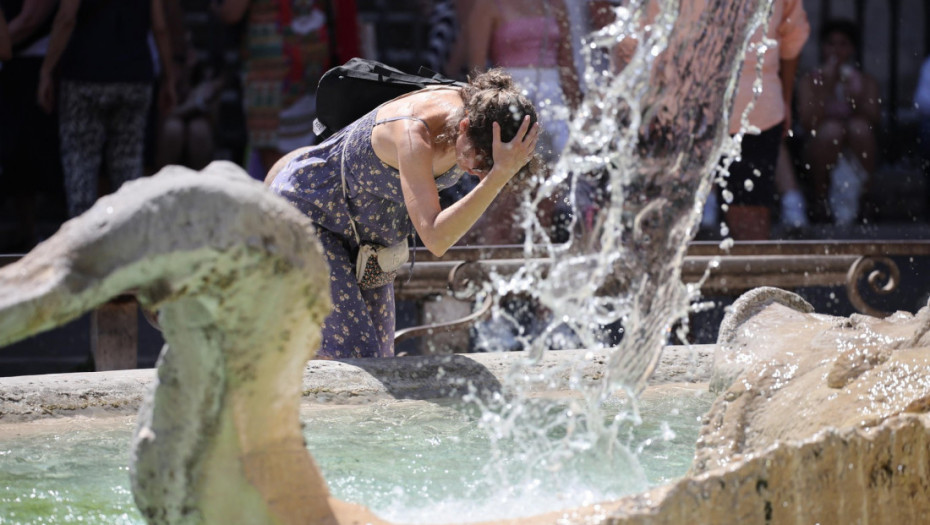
[0,0,61,251]
[715,0,809,240]
[458,0,580,350]
[465,0,580,163]
[38,0,177,218]
[775,139,809,231]
[460,0,582,245]
[212,0,331,175]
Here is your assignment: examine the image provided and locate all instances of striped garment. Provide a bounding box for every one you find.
[242,0,330,149]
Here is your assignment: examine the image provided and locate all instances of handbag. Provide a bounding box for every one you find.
[340,135,410,289]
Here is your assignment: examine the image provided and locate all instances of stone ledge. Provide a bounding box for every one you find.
[0,345,714,422]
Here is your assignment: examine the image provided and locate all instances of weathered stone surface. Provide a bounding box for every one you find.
[0,345,715,421]
[709,286,814,393]
[605,413,930,525]
[697,290,930,474]
[3,156,929,525]
[0,162,336,525]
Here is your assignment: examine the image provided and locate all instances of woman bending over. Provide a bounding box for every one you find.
[266,68,540,359]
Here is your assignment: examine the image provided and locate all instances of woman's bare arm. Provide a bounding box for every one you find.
[37,0,80,113]
[0,9,11,60]
[396,117,539,257]
[6,0,56,46]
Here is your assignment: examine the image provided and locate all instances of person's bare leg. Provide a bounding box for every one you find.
[776,141,808,228]
[805,119,845,220]
[844,116,878,219]
[775,141,800,194]
[186,116,216,170]
[725,205,771,240]
[156,116,186,169]
[845,116,877,174]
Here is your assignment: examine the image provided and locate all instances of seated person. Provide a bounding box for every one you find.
[156,49,227,171]
[796,18,881,224]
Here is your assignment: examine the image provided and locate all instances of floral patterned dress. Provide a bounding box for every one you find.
[271,108,466,358]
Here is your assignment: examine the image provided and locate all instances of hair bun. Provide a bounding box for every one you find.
[468,68,515,91]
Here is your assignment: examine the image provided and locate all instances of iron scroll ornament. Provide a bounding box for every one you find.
[845,255,901,318]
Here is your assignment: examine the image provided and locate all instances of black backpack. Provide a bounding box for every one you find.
[312,58,466,140]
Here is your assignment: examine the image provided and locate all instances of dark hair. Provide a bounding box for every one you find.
[458,68,541,177]
[819,18,860,50]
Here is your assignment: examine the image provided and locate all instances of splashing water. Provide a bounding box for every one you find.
[468,0,776,512]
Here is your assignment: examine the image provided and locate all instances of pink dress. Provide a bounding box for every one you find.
[728,0,810,134]
[488,16,568,161]
[489,16,559,68]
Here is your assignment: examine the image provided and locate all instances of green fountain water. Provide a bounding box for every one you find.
[0,388,711,524]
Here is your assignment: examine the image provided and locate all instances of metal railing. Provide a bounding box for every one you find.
[5,239,930,364]
[392,240,930,341]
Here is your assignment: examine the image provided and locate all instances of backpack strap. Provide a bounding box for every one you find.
[340,134,361,246]
[416,66,465,87]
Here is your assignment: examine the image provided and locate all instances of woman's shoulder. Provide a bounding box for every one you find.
[377,87,463,123]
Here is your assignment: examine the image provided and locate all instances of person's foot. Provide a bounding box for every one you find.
[780,189,809,229]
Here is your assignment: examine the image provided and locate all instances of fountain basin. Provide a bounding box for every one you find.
[4,336,929,525]
[3,165,929,524]
[0,347,715,524]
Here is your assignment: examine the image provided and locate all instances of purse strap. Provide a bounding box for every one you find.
[340,136,362,246]
[339,126,414,277]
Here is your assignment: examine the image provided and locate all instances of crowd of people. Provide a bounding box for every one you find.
[0,1,918,249]
[0,0,925,356]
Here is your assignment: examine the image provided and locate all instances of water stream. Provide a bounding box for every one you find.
[464,0,773,515]
[0,1,778,522]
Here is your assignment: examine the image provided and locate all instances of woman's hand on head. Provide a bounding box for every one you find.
[486,115,540,186]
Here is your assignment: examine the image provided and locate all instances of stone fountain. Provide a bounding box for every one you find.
[1,163,928,524]
[2,0,930,521]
